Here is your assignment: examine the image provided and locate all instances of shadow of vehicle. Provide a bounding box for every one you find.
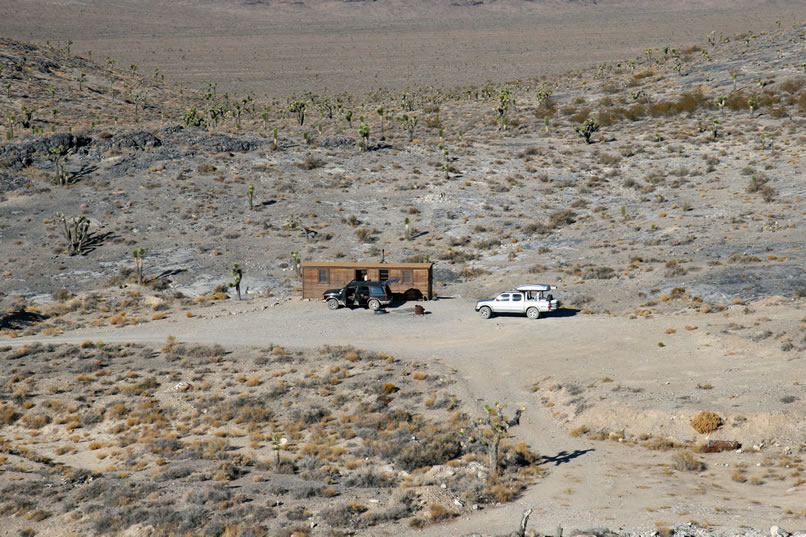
[540,448,594,466]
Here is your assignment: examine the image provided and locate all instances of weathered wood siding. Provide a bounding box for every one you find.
[301,262,432,299]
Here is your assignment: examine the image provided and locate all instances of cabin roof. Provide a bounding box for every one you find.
[302,261,433,269]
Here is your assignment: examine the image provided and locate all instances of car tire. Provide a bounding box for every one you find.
[527,307,540,319]
[327,299,340,310]
[368,299,381,311]
[479,306,492,319]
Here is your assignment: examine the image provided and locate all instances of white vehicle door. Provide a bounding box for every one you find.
[494,293,514,312]
[510,292,526,313]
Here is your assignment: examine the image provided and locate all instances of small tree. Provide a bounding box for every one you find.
[20,106,34,129]
[343,109,353,127]
[56,212,90,255]
[358,121,370,151]
[287,100,306,126]
[461,403,523,483]
[714,96,727,115]
[288,251,301,277]
[231,263,243,300]
[48,145,70,185]
[747,96,759,117]
[375,105,385,137]
[396,114,418,142]
[535,84,553,107]
[574,118,600,144]
[132,247,145,284]
[247,184,255,210]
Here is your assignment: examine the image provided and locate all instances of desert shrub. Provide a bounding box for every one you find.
[155,465,195,481]
[778,77,805,94]
[725,91,749,111]
[690,411,722,434]
[568,108,592,123]
[21,414,50,429]
[623,104,645,121]
[672,450,706,472]
[294,405,329,425]
[549,209,577,229]
[675,90,708,114]
[427,503,455,522]
[343,467,396,488]
[296,152,325,170]
[523,222,552,235]
[0,403,20,425]
[392,432,463,471]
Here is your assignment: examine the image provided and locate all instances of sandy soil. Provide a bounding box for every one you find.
[6,294,805,535]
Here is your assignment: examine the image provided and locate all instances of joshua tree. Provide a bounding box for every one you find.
[497,87,512,128]
[535,83,553,106]
[272,127,279,150]
[404,217,411,240]
[461,403,522,483]
[48,145,70,185]
[132,247,145,284]
[56,212,90,255]
[74,72,86,91]
[358,121,370,151]
[288,251,301,277]
[261,106,270,130]
[396,114,418,142]
[247,184,255,210]
[231,263,243,300]
[4,113,16,139]
[183,107,203,127]
[20,106,33,129]
[287,100,306,126]
[375,105,385,137]
[343,109,353,127]
[714,96,727,115]
[574,118,600,144]
[730,70,738,91]
[747,96,759,117]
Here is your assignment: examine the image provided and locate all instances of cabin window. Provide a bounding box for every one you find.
[355,269,368,281]
[379,269,389,281]
[318,268,329,283]
[402,270,412,284]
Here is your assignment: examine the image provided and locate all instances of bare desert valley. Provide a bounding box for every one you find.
[1,1,806,536]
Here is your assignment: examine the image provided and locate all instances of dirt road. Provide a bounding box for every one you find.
[6,296,805,535]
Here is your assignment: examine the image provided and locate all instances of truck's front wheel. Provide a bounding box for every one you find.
[479,306,493,319]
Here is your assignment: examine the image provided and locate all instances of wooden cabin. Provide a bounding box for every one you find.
[301,261,433,300]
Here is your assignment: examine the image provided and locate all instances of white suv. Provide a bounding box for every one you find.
[475,284,559,319]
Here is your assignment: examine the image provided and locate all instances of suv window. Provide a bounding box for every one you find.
[369,286,385,295]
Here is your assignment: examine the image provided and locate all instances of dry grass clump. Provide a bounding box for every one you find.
[690,411,722,434]
[671,450,706,472]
